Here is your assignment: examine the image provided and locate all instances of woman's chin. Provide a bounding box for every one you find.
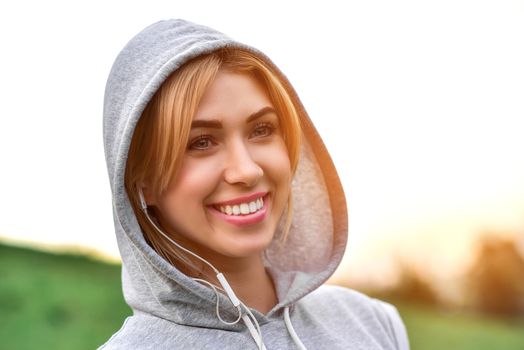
[217,235,274,259]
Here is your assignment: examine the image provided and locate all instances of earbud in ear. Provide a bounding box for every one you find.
[137,187,148,212]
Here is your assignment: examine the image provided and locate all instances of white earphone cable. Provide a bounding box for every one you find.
[137,189,265,349]
[194,278,266,350]
[138,193,219,274]
[193,278,243,325]
[241,313,266,350]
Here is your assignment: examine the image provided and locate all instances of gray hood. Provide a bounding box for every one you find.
[103,19,347,329]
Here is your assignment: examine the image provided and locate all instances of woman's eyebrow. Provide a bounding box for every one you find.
[246,106,276,123]
[190,106,276,129]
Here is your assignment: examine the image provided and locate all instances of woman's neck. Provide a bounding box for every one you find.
[197,255,278,314]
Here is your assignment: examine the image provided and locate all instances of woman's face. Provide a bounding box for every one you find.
[148,71,292,262]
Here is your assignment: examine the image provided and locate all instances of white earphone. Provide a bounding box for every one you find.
[136,187,267,350]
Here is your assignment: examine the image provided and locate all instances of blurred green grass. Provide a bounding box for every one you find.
[1,242,523,349]
[397,302,524,350]
[0,243,131,349]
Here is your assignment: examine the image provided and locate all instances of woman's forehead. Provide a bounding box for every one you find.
[192,71,273,123]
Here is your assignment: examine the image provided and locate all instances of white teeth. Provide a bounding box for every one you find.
[232,205,240,215]
[217,196,265,216]
[240,203,249,214]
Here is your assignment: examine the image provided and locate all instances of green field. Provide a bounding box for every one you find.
[1,242,523,349]
[398,302,524,350]
[0,243,130,349]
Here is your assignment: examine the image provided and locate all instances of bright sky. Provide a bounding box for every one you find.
[1,1,523,285]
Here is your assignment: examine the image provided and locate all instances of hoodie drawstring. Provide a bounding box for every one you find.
[242,313,267,350]
[242,305,308,350]
[284,306,307,350]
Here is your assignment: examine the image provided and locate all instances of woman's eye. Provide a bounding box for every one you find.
[188,135,214,151]
[251,122,276,138]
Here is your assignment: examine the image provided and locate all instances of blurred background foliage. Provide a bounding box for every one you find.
[0,244,130,349]
[1,234,524,349]
[366,234,524,317]
[345,234,524,349]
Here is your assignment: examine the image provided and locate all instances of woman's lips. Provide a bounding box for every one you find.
[211,191,267,206]
[208,194,269,227]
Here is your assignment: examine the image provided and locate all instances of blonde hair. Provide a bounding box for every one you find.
[125,48,302,269]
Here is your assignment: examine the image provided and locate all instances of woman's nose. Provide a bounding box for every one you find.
[223,142,263,187]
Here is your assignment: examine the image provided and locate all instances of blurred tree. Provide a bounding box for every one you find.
[390,262,440,306]
[467,235,524,317]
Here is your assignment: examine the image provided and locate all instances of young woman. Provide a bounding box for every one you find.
[100,19,409,349]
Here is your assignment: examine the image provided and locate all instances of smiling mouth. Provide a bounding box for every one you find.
[214,196,264,216]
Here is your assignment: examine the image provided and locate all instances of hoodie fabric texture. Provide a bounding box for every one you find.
[100,19,410,350]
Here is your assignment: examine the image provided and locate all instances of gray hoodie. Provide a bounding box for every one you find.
[100,19,409,350]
